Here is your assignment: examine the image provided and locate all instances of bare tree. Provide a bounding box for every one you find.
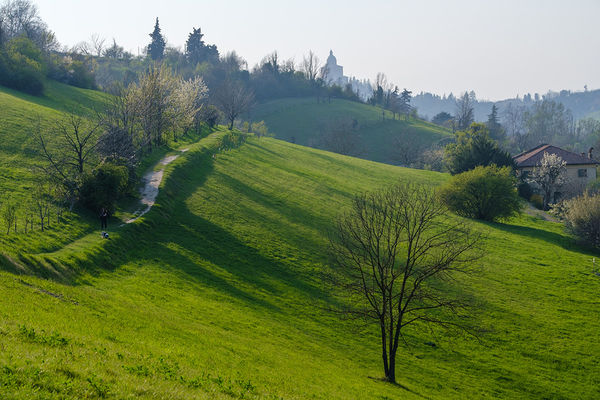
[35,114,99,208]
[71,40,91,56]
[390,129,425,166]
[39,114,100,174]
[32,183,52,232]
[214,79,254,130]
[328,183,480,383]
[2,200,17,234]
[0,0,57,51]
[97,84,140,162]
[301,50,320,82]
[502,103,526,152]
[455,92,475,131]
[320,118,363,156]
[90,33,105,57]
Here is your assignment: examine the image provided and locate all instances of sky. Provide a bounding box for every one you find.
[32,0,600,101]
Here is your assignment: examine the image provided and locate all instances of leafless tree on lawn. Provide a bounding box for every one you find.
[328,183,481,384]
[214,79,254,130]
[301,50,320,82]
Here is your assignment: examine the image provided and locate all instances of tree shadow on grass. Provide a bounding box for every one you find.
[18,140,342,313]
[481,220,595,254]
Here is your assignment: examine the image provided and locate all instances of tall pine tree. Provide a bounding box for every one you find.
[487,104,505,142]
[147,17,165,61]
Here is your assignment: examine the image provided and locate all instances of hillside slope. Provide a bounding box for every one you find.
[0,81,110,198]
[251,97,451,165]
[0,82,116,259]
[1,133,598,399]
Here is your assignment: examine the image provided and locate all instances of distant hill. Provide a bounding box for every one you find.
[250,97,451,165]
[413,88,600,122]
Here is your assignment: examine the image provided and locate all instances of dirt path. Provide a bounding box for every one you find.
[125,148,188,224]
[523,203,559,222]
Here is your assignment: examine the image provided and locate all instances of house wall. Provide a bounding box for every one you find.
[519,164,597,201]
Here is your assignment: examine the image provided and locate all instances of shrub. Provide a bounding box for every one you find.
[517,181,533,200]
[0,37,45,95]
[218,131,247,150]
[444,123,515,175]
[530,194,544,210]
[198,105,222,128]
[439,165,521,221]
[79,162,129,213]
[586,178,600,195]
[562,193,600,247]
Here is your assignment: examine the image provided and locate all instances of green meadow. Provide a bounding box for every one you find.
[0,85,599,399]
[250,97,451,164]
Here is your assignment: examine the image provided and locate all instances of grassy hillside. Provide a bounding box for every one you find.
[251,97,451,165]
[0,82,114,259]
[1,130,598,399]
[586,109,600,121]
[0,80,110,198]
[0,81,201,263]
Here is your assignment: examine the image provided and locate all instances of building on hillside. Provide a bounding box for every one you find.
[321,50,372,101]
[514,144,599,202]
[322,50,346,87]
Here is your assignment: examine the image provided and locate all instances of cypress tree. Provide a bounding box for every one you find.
[147,17,165,61]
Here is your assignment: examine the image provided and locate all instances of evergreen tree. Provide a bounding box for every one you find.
[185,27,219,65]
[147,17,165,61]
[486,104,505,142]
[444,123,515,174]
[399,88,412,118]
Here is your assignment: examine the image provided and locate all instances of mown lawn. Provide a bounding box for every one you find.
[1,132,598,399]
[0,81,205,260]
[251,97,451,164]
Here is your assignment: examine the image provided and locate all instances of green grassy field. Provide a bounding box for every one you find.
[0,81,205,265]
[586,109,600,121]
[0,119,599,399]
[250,97,451,165]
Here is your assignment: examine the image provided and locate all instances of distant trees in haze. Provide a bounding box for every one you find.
[431,111,454,128]
[319,117,362,156]
[301,50,319,82]
[455,92,475,131]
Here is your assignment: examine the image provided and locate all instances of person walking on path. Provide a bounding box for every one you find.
[100,207,108,230]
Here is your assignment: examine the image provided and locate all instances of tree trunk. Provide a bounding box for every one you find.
[380,322,389,378]
[387,352,396,383]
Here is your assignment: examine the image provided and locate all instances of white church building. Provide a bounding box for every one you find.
[321,50,372,100]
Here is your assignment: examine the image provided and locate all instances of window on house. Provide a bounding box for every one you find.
[521,170,530,179]
[578,169,588,178]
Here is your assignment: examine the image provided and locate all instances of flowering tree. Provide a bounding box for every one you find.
[529,152,567,209]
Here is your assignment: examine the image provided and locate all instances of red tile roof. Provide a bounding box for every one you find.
[513,144,599,167]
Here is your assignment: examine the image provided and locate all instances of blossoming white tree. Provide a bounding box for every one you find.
[529,152,567,209]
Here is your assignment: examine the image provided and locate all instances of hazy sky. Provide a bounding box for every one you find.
[32,0,600,100]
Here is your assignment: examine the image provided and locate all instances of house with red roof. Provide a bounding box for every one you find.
[513,144,599,202]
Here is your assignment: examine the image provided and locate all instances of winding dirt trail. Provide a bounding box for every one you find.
[125,148,189,224]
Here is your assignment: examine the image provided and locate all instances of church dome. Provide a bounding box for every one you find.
[327,50,337,65]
